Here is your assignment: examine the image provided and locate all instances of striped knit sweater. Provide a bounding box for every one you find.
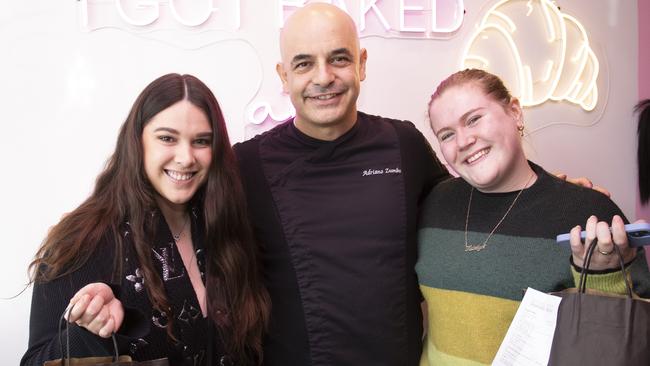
[416,162,650,365]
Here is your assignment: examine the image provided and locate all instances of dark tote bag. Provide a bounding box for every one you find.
[44,308,169,366]
[548,240,650,365]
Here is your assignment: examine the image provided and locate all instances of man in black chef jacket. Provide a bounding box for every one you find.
[234,3,448,365]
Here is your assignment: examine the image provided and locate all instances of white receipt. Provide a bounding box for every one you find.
[492,287,562,366]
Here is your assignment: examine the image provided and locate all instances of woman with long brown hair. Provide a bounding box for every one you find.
[21,73,269,365]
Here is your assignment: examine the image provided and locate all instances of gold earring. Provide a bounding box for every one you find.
[517,124,525,137]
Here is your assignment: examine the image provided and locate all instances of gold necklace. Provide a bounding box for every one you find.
[464,173,534,252]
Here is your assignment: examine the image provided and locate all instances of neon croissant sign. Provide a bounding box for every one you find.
[462,0,599,111]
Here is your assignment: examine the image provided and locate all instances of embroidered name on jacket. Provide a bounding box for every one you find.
[362,167,402,176]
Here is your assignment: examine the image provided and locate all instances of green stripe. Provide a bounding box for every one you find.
[417,228,573,300]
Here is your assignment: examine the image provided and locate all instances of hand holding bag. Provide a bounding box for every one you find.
[44,307,168,366]
[548,240,650,365]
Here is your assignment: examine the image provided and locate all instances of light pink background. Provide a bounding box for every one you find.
[637,0,650,263]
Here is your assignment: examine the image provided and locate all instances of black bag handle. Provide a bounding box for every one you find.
[57,305,120,365]
[578,239,633,298]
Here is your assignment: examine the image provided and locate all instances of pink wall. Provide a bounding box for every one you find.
[637,0,650,262]
[640,1,650,100]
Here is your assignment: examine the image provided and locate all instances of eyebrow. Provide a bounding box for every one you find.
[153,127,179,134]
[195,132,213,138]
[153,127,213,137]
[330,48,353,57]
[289,48,354,66]
[459,107,483,122]
[290,54,313,66]
[432,125,446,137]
[432,107,484,136]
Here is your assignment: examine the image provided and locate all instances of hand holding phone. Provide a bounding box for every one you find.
[556,222,650,248]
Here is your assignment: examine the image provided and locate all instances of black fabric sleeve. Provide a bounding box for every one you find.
[21,266,114,365]
[391,120,450,201]
[233,138,313,366]
[390,120,449,364]
[20,242,147,365]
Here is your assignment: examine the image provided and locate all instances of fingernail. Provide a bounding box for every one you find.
[64,303,74,320]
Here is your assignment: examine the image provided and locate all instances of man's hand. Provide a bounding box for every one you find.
[554,173,611,197]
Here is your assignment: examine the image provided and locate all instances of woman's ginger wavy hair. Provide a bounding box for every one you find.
[429,68,513,109]
[29,73,269,364]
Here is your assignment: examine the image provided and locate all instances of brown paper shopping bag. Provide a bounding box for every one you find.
[548,240,650,365]
[44,308,168,366]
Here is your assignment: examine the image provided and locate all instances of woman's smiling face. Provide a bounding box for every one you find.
[142,99,213,211]
[429,82,527,193]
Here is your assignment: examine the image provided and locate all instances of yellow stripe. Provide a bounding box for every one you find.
[420,339,488,366]
[420,286,520,365]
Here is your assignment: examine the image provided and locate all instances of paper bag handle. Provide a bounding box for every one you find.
[578,239,633,298]
[57,305,120,365]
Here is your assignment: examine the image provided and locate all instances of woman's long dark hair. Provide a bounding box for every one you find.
[29,73,269,363]
[637,99,650,205]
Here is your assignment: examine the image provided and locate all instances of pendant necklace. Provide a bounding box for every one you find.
[464,173,534,252]
[172,215,189,242]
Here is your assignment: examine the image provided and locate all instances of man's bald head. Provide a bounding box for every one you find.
[280,3,360,59]
[276,3,367,141]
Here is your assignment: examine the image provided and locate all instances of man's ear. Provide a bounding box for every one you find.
[359,48,368,82]
[276,62,289,93]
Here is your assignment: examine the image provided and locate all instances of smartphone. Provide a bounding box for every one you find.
[556,222,650,248]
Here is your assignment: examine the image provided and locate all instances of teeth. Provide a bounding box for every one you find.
[166,170,194,181]
[314,94,336,100]
[467,149,488,164]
